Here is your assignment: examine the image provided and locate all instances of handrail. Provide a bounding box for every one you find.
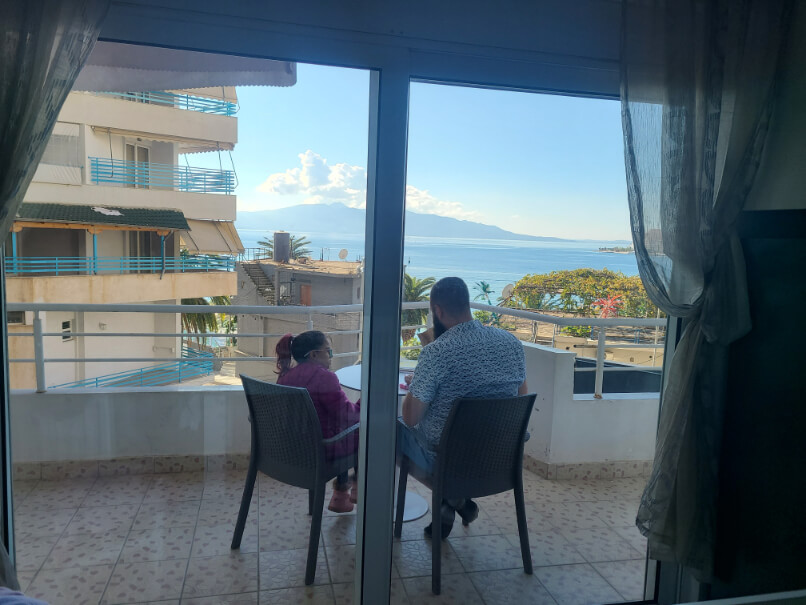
[50,346,215,389]
[93,91,238,116]
[7,301,665,397]
[90,157,235,194]
[5,256,235,276]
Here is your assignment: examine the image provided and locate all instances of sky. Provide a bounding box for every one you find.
[194,63,632,240]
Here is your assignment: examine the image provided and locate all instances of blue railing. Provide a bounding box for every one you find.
[90,157,236,194]
[50,346,215,389]
[5,255,235,276]
[95,91,237,116]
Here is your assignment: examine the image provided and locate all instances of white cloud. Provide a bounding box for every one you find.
[257,150,366,207]
[256,151,482,221]
[405,186,483,222]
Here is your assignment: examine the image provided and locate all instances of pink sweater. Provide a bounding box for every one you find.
[277,363,360,459]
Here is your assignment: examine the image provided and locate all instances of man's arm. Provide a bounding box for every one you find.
[402,392,427,426]
[518,379,528,395]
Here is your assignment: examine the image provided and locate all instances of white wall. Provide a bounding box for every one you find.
[94,230,127,260]
[38,306,182,388]
[522,342,659,465]
[43,312,81,387]
[10,386,249,462]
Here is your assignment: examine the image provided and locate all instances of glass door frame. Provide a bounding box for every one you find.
[1,16,681,603]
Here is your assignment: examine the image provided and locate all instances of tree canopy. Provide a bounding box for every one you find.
[401,273,435,341]
[510,269,660,318]
[181,296,233,343]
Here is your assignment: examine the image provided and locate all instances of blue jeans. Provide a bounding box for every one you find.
[396,418,472,527]
[396,418,434,473]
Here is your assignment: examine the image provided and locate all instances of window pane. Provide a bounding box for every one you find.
[392,81,660,603]
[8,54,372,605]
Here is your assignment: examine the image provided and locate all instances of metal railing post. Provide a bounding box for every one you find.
[33,311,46,393]
[594,327,606,399]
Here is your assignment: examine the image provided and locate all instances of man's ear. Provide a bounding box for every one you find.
[431,303,443,322]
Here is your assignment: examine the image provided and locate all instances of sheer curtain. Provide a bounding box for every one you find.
[621,0,792,580]
[0,0,109,237]
[0,0,108,588]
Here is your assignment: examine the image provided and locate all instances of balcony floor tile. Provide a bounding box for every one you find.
[12,469,648,604]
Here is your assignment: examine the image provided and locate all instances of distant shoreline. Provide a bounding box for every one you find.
[598,246,634,254]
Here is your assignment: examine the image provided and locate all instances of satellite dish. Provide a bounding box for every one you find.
[502,284,514,299]
[338,249,348,260]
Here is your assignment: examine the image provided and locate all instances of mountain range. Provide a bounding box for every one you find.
[236,202,578,242]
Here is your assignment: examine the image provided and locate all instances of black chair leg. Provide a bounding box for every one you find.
[513,483,533,574]
[394,456,409,538]
[431,487,442,595]
[305,483,326,585]
[231,460,257,549]
[308,489,314,516]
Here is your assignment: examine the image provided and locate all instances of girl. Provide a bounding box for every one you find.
[275,331,359,513]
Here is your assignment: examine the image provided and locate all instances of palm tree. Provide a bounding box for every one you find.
[473,281,494,304]
[257,233,312,260]
[473,280,503,327]
[401,273,435,341]
[181,296,231,346]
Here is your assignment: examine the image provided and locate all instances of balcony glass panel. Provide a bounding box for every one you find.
[9,61,372,605]
[387,81,660,602]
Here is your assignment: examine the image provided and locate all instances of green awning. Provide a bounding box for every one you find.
[16,203,189,231]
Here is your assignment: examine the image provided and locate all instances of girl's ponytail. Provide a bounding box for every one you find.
[275,333,294,377]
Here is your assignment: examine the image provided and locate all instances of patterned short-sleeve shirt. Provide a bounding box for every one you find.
[408,320,526,458]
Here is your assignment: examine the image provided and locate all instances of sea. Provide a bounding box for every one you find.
[238,230,638,295]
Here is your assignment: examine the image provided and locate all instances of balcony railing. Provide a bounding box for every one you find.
[7,301,665,396]
[94,91,238,116]
[90,157,236,194]
[49,346,215,389]
[5,255,235,276]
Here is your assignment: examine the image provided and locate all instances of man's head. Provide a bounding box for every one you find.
[429,277,472,337]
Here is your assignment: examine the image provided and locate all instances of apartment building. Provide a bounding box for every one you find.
[5,87,246,388]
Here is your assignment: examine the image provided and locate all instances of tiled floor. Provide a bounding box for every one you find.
[12,469,649,604]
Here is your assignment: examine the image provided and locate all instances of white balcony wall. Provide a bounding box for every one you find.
[522,343,659,468]
[58,92,237,149]
[10,387,249,463]
[30,165,82,186]
[10,342,658,469]
[24,182,236,222]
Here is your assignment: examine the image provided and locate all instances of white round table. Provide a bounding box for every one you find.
[334,365,429,522]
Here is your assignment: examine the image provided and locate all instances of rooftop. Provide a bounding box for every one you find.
[16,203,189,232]
[257,258,363,277]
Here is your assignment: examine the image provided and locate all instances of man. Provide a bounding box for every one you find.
[399,277,527,539]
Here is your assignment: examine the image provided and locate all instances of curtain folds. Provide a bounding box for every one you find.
[0,0,109,587]
[0,0,109,238]
[621,0,792,580]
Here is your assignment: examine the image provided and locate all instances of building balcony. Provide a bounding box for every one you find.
[90,157,235,194]
[6,270,236,306]
[93,91,238,116]
[58,92,237,152]
[5,255,235,277]
[7,302,659,603]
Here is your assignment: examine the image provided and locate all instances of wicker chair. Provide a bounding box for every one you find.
[394,394,537,595]
[232,375,358,585]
